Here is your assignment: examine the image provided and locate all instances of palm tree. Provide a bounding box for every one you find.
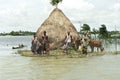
[99,24,112,48]
[99,24,108,39]
[81,24,91,32]
[50,0,62,8]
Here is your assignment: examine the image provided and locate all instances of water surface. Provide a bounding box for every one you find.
[0,36,120,80]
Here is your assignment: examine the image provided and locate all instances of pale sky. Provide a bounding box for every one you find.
[0,0,120,33]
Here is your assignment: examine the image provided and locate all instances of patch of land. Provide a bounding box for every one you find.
[17,50,120,58]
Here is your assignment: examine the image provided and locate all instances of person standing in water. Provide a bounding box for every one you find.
[62,32,72,50]
[65,32,72,47]
[31,33,38,54]
[41,31,49,54]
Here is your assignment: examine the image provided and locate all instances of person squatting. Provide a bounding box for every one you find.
[31,31,49,55]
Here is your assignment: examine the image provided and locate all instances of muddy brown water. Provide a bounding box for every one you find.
[0,54,120,80]
[0,36,120,80]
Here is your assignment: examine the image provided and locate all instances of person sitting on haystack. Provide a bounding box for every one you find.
[41,31,49,54]
[61,32,73,51]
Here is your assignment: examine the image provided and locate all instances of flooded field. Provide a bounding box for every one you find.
[0,36,120,80]
[0,54,120,80]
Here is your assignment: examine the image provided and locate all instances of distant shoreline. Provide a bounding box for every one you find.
[0,35,33,36]
[1,31,119,38]
[0,31,35,36]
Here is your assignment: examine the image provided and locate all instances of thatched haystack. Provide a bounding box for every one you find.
[36,8,79,49]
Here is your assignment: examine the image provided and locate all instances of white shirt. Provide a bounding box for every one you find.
[66,35,71,43]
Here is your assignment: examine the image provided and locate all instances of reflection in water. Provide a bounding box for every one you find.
[0,55,120,80]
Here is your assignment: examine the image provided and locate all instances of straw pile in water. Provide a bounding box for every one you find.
[36,8,79,49]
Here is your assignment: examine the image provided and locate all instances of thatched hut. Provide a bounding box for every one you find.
[36,8,79,49]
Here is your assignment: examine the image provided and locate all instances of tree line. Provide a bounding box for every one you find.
[0,31,35,36]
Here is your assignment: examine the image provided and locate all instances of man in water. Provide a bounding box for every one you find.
[31,33,38,54]
[62,32,72,51]
[65,32,72,47]
[82,32,91,55]
[41,31,49,54]
[82,38,88,55]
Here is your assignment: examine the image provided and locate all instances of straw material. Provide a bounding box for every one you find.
[36,8,79,49]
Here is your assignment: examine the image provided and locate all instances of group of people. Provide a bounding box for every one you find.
[61,32,90,55]
[31,30,90,55]
[31,31,49,54]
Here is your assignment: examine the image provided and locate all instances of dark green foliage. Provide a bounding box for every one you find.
[9,31,35,36]
[81,24,91,32]
[100,24,107,34]
[99,24,109,39]
[50,0,62,7]
[92,28,99,34]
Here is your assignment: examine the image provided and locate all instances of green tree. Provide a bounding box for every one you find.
[92,28,99,34]
[81,24,91,32]
[99,24,108,39]
[50,0,62,7]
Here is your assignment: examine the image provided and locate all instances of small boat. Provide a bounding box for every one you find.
[12,44,25,49]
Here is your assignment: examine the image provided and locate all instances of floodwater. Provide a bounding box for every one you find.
[0,36,120,80]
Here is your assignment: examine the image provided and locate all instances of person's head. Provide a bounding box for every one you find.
[67,32,70,35]
[34,33,36,38]
[43,31,46,35]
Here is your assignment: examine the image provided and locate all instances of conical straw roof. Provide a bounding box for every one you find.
[36,8,79,49]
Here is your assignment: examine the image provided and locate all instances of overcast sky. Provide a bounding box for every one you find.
[0,0,120,33]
